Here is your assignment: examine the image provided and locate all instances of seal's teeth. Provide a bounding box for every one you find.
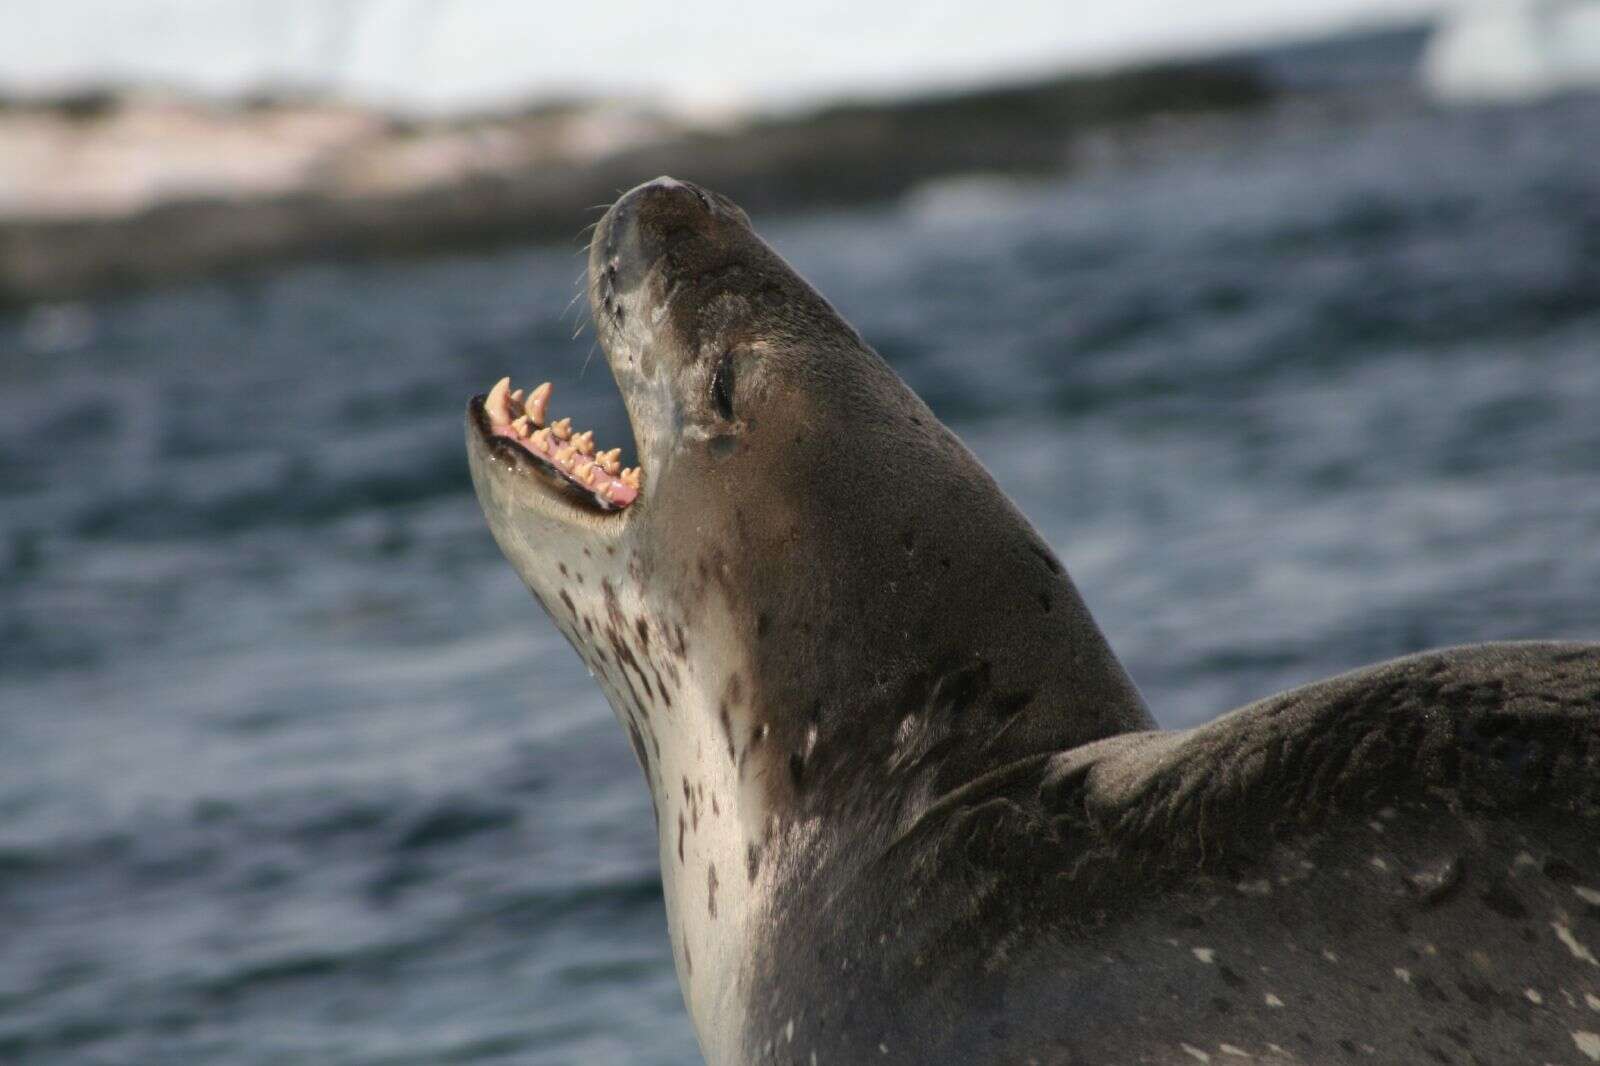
[598,448,622,475]
[510,388,525,405]
[530,427,552,450]
[551,417,573,440]
[620,467,642,490]
[554,445,575,466]
[571,430,595,455]
[525,382,552,424]
[511,415,531,437]
[486,377,512,425]
[574,460,597,486]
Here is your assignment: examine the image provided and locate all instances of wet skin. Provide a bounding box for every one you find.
[467,178,1600,1065]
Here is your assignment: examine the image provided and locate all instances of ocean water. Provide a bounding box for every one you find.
[2,89,1599,1064]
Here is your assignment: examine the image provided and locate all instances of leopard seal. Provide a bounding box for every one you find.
[465,177,1600,1065]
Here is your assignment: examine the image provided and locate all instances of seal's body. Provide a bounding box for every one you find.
[466,178,1600,1065]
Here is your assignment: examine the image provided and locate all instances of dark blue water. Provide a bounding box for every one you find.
[3,89,1599,1064]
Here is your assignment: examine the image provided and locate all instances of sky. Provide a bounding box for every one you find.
[0,0,1453,114]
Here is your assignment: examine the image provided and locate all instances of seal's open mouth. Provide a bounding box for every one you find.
[471,376,641,512]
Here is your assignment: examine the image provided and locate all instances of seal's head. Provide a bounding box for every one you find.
[466,177,1151,1058]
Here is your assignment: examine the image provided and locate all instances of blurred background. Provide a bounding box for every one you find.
[1,1,1597,1063]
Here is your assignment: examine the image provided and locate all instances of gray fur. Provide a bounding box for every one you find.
[754,642,1600,1064]
[467,178,1600,1065]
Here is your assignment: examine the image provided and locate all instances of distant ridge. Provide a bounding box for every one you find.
[0,64,1267,304]
[0,26,1432,305]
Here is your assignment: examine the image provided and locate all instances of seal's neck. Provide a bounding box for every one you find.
[596,500,1151,1064]
[579,371,1154,1063]
[580,573,779,1066]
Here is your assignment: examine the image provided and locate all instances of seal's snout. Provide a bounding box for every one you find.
[621,175,716,218]
[599,175,743,292]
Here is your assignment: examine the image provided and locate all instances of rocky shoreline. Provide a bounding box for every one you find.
[0,62,1274,304]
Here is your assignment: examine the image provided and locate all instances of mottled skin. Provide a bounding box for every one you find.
[466,178,1600,1065]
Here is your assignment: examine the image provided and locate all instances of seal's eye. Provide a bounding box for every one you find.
[710,351,736,420]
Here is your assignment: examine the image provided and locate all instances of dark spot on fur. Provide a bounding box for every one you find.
[789,751,805,792]
[1414,975,1450,1003]
[559,591,576,616]
[707,863,719,918]
[756,613,771,639]
[1542,856,1580,882]
[710,350,736,420]
[746,842,761,882]
[1418,1041,1454,1065]
[1027,541,1062,574]
[993,691,1034,718]
[627,719,653,781]
[677,814,686,864]
[558,563,568,576]
[718,702,736,761]
[635,618,650,648]
[1218,965,1246,989]
[1479,880,1528,920]
[930,658,990,718]
[1037,591,1051,613]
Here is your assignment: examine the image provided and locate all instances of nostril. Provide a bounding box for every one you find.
[687,184,714,212]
